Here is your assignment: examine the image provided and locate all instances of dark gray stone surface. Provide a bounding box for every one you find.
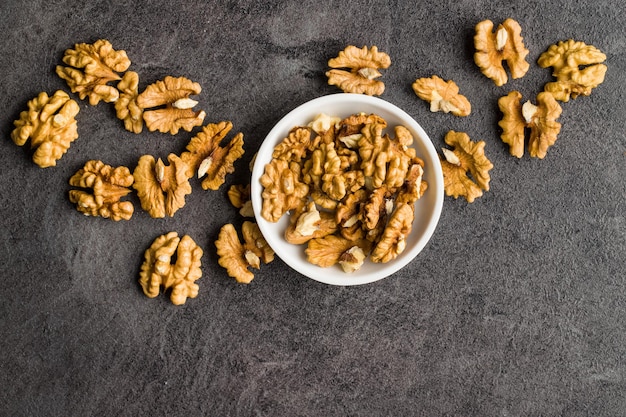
[1,1,624,416]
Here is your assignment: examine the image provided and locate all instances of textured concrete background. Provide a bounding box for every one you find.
[1,0,625,416]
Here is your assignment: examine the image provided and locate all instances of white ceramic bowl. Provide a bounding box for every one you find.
[251,93,444,286]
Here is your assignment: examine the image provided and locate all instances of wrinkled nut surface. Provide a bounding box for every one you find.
[538,39,607,102]
[68,160,134,221]
[474,18,530,86]
[326,45,391,95]
[260,112,429,272]
[136,76,206,134]
[215,222,274,284]
[133,153,192,218]
[412,75,471,117]
[498,91,562,159]
[139,232,203,305]
[115,71,144,133]
[56,39,130,105]
[228,184,254,217]
[180,121,245,190]
[440,130,493,203]
[11,90,80,168]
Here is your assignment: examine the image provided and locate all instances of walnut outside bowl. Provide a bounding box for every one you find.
[250,93,444,286]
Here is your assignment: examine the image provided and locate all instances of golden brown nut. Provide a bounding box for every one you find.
[440,131,493,203]
[68,160,134,221]
[537,39,607,102]
[227,184,254,217]
[133,153,192,218]
[11,90,80,168]
[260,158,309,222]
[56,39,131,105]
[139,232,203,305]
[284,202,338,245]
[412,75,471,117]
[272,127,315,163]
[305,234,372,268]
[136,76,206,134]
[371,203,414,263]
[498,91,562,159]
[474,18,530,86]
[215,222,274,284]
[326,45,391,95]
[180,121,245,190]
[114,71,143,133]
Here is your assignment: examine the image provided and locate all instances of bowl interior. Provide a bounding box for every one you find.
[251,93,444,286]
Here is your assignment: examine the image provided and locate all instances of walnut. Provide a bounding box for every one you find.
[114,71,143,133]
[56,39,130,105]
[228,184,254,217]
[326,45,391,95]
[537,39,607,102]
[180,121,245,190]
[139,232,203,305]
[284,202,338,245]
[396,162,427,207]
[440,131,493,203]
[338,246,368,273]
[272,127,315,163]
[371,203,414,263]
[135,76,206,134]
[215,222,274,284]
[68,160,134,221]
[474,18,530,86]
[305,235,372,268]
[133,153,192,218]
[11,90,80,168]
[498,91,562,159]
[308,113,341,136]
[260,158,309,222]
[412,75,471,117]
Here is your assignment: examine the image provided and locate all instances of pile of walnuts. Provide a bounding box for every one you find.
[10,18,608,298]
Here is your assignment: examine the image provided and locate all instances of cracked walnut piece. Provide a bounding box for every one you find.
[68,160,134,221]
[139,232,203,305]
[56,39,131,105]
[326,45,391,95]
[440,130,493,203]
[180,121,245,190]
[412,75,471,117]
[498,91,562,159]
[136,76,206,134]
[474,18,530,86]
[133,153,192,218]
[115,71,144,133]
[215,222,274,284]
[11,90,80,168]
[537,39,607,102]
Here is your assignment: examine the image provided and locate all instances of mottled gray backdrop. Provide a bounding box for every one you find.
[1,0,624,416]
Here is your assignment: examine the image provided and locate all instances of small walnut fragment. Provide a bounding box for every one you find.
[180,121,245,190]
[326,45,391,95]
[440,130,493,203]
[133,153,192,218]
[537,39,607,102]
[498,91,562,159]
[139,232,203,305]
[215,222,274,284]
[474,18,530,86]
[11,90,80,168]
[68,160,134,221]
[412,75,471,117]
[228,184,254,217]
[284,202,338,245]
[136,76,206,134]
[56,39,131,105]
[114,71,144,133]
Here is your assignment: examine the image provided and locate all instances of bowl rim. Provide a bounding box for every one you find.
[250,93,444,286]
